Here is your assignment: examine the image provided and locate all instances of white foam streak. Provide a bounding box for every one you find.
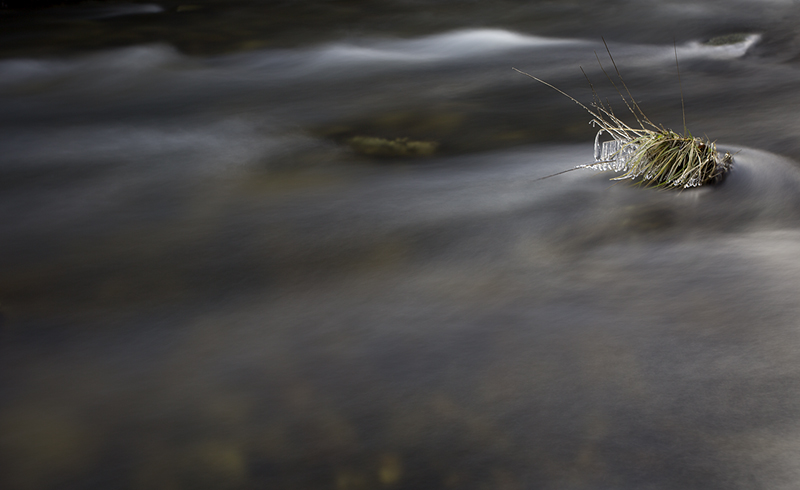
[3,118,290,173]
[305,30,582,72]
[228,29,586,80]
[338,29,581,62]
[0,44,181,90]
[681,34,762,59]
[0,30,584,90]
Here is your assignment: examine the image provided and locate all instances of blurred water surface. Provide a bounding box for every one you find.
[4,1,800,489]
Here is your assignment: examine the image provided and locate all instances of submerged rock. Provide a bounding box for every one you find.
[346,136,438,158]
[706,33,752,46]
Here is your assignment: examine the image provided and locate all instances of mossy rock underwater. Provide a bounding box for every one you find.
[346,136,439,158]
[706,33,752,46]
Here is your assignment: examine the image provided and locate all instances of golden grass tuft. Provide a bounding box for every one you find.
[599,128,733,188]
[515,40,733,188]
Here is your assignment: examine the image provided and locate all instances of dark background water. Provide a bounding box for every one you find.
[4,1,800,489]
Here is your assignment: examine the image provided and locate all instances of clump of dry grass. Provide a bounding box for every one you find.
[515,40,732,188]
[592,127,732,188]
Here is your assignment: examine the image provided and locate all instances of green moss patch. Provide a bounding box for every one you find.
[706,33,751,46]
[346,136,438,158]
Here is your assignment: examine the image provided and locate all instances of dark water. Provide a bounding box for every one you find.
[4,1,800,489]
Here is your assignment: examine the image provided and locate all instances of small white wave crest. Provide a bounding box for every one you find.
[682,34,762,59]
[230,29,587,79]
[320,29,582,64]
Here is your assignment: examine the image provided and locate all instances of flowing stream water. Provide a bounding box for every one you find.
[4,1,800,489]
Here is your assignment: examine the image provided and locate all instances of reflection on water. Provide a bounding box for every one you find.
[4,1,800,489]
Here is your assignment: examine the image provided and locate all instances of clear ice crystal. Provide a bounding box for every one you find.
[592,130,636,172]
